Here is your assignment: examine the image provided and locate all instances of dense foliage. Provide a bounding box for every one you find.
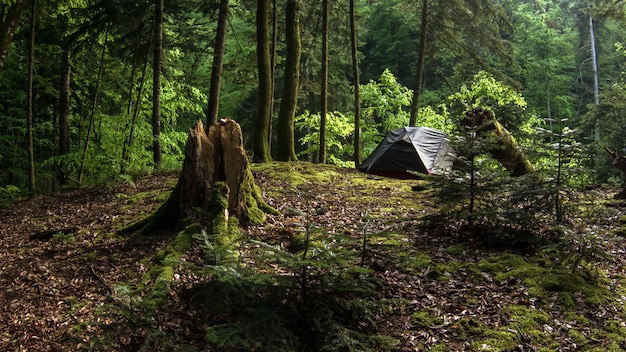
[1,0,626,194]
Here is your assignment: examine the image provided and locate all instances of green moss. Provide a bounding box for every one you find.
[454,318,486,338]
[369,232,405,246]
[411,309,443,329]
[445,243,467,256]
[568,328,588,345]
[501,305,552,330]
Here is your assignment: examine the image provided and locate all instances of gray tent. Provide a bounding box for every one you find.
[357,126,454,179]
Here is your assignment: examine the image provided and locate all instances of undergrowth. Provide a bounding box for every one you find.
[93,162,625,351]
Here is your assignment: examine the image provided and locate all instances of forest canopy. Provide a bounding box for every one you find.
[1,0,626,195]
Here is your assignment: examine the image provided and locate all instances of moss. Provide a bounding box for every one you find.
[454,318,486,339]
[411,309,443,329]
[476,253,529,276]
[445,242,467,256]
[568,328,588,345]
[477,329,518,351]
[369,232,405,246]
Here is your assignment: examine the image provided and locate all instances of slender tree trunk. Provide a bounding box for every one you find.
[277,0,300,162]
[120,61,137,174]
[253,0,272,163]
[152,0,164,170]
[589,12,600,143]
[317,0,329,164]
[126,61,137,117]
[409,0,428,127]
[58,44,71,185]
[26,0,36,197]
[78,30,107,185]
[268,0,277,148]
[0,0,27,70]
[350,0,361,167]
[122,23,154,173]
[206,0,229,126]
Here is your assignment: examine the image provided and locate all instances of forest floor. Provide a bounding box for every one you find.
[1,162,625,351]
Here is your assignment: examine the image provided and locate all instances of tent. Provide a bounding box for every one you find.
[357,126,454,179]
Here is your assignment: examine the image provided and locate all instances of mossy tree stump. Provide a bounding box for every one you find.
[121,118,277,237]
[461,109,535,177]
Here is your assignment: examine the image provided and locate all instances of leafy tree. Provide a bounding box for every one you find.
[296,110,354,167]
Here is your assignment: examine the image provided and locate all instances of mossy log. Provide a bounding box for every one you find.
[462,109,535,176]
[120,118,277,237]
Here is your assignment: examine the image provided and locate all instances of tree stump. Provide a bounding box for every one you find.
[462,109,535,176]
[121,118,277,237]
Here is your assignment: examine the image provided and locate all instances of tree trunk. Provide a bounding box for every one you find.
[462,109,535,177]
[350,0,361,167]
[0,0,27,70]
[589,11,600,143]
[317,0,329,164]
[277,0,300,162]
[409,0,428,127]
[26,0,36,198]
[78,29,108,186]
[206,0,229,126]
[269,0,277,148]
[152,0,164,170]
[58,45,71,185]
[121,118,277,237]
[253,0,272,163]
[122,24,154,173]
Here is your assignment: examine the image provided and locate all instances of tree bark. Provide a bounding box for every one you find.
[277,0,300,162]
[152,0,164,170]
[58,45,71,185]
[121,118,277,236]
[462,109,535,177]
[317,0,329,164]
[409,0,428,127]
[253,0,272,163]
[350,0,361,167]
[206,0,229,126]
[0,0,27,70]
[26,0,36,197]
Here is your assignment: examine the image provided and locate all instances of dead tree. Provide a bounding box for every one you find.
[462,109,535,176]
[121,118,277,237]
